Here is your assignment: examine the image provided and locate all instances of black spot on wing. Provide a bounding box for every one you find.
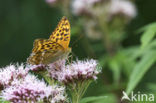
[60,37,63,40]
[65,28,69,32]
[61,33,64,36]
[56,38,59,42]
[64,34,68,36]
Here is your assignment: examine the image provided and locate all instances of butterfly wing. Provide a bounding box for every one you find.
[49,16,70,49]
[27,39,65,65]
[27,16,71,65]
[32,39,48,53]
[27,39,46,65]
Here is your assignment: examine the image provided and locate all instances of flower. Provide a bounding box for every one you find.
[1,74,66,103]
[72,0,101,15]
[48,59,66,80]
[109,0,137,19]
[84,20,102,40]
[29,59,66,73]
[49,59,101,84]
[29,64,47,72]
[49,59,101,103]
[45,0,57,5]
[48,59,66,70]
[0,64,29,88]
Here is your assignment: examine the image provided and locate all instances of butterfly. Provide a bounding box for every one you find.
[27,16,71,65]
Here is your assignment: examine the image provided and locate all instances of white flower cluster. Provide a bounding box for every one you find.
[46,0,57,5]
[49,59,101,84]
[0,64,29,88]
[48,59,66,70]
[0,64,66,103]
[72,0,101,15]
[71,0,136,19]
[29,64,46,72]
[109,0,137,18]
[0,59,101,102]
[45,0,137,20]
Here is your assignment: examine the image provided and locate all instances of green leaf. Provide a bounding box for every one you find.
[141,28,156,49]
[80,95,117,103]
[138,22,156,49]
[147,83,156,91]
[117,50,136,77]
[137,22,156,33]
[126,51,156,95]
[108,57,121,84]
[71,26,81,36]
[0,98,10,103]
[80,96,107,103]
[99,54,108,67]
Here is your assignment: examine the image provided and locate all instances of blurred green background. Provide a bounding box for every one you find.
[0,0,156,102]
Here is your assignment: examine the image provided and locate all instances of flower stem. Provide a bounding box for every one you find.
[97,15,115,55]
[38,71,54,85]
[70,80,92,103]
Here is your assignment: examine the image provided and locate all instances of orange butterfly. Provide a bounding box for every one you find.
[27,16,71,65]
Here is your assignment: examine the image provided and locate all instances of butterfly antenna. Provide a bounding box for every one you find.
[67,51,76,64]
[70,52,75,64]
[70,54,73,64]
[67,54,72,64]
[71,51,77,58]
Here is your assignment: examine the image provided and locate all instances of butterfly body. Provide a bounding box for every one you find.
[27,16,71,65]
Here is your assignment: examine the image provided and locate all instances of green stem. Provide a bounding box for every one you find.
[42,75,54,85]
[80,80,92,99]
[97,15,114,55]
[70,80,92,103]
[62,0,70,17]
[38,71,54,85]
